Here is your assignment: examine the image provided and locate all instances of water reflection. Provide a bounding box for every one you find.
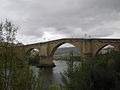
[30,60,67,89]
[30,60,80,89]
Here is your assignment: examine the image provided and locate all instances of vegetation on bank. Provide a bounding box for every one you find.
[0,20,43,90]
[54,55,82,61]
[29,53,40,65]
[61,50,120,90]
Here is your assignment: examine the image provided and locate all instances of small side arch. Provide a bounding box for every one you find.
[26,48,40,56]
[95,44,116,56]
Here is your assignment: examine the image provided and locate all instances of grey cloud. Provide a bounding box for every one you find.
[88,28,118,37]
[0,0,120,44]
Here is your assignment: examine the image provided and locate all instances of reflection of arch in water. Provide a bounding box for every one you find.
[95,44,116,56]
[50,42,81,60]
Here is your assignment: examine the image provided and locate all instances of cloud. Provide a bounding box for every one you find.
[0,0,120,44]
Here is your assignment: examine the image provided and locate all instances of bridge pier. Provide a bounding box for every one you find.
[37,56,56,67]
[83,53,93,60]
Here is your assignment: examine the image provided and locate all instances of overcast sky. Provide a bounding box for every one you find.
[0,0,120,44]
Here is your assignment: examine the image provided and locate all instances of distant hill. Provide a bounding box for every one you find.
[54,47,80,60]
[54,47,79,56]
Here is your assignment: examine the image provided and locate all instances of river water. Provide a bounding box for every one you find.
[30,60,68,89]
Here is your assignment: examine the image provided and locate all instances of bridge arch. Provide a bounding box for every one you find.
[50,42,65,56]
[26,48,41,64]
[26,47,40,55]
[49,41,83,61]
[95,44,118,56]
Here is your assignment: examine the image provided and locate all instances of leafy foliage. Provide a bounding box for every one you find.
[61,50,120,90]
[0,20,43,90]
[29,54,40,65]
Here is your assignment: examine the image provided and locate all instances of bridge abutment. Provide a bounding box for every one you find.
[83,39,94,60]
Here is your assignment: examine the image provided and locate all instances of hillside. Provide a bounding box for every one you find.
[54,47,79,56]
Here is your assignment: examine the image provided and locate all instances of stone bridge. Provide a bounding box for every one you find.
[21,38,120,66]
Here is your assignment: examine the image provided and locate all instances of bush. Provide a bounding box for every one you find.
[0,20,43,90]
[61,50,120,90]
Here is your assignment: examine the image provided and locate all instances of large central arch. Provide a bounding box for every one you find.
[49,42,82,61]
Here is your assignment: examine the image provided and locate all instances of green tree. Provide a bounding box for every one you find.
[0,20,43,90]
[61,50,120,90]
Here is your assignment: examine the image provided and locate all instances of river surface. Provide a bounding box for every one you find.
[30,60,68,89]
